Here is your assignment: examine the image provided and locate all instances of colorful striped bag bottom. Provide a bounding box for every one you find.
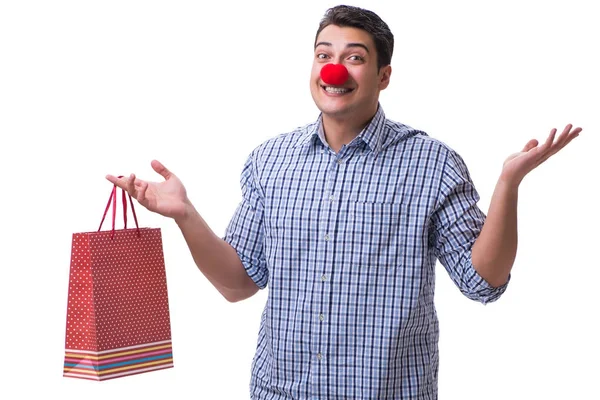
[64,340,173,381]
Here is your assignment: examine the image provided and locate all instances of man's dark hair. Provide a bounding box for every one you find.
[315,5,394,70]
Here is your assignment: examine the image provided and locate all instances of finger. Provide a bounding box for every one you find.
[563,131,580,148]
[522,139,538,152]
[539,128,557,154]
[539,127,582,164]
[137,181,148,203]
[127,174,138,197]
[547,125,582,158]
[106,174,129,191]
[554,124,574,148]
[567,127,583,141]
[151,160,173,180]
[106,174,119,185]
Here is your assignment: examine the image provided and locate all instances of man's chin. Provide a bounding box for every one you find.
[316,103,353,119]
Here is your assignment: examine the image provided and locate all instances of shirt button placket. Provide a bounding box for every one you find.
[317,155,341,395]
[315,151,336,394]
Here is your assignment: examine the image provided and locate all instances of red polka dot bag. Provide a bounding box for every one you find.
[63,182,173,381]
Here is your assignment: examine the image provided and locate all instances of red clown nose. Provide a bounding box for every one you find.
[320,63,349,86]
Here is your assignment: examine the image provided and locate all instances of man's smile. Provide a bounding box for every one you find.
[321,85,354,94]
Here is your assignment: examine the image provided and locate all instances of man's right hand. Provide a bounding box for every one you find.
[106,160,191,221]
[107,159,259,302]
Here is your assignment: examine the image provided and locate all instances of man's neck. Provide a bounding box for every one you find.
[321,112,374,153]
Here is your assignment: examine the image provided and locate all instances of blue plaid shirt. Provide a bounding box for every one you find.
[224,105,509,399]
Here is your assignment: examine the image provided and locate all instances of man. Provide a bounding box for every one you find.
[107,5,581,399]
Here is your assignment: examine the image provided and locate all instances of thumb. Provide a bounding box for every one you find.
[151,160,173,180]
[521,139,538,152]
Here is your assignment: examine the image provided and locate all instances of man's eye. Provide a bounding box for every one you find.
[349,55,363,61]
[317,53,329,59]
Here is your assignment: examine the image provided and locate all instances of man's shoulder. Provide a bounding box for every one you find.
[383,118,456,157]
[249,121,318,160]
[387,120,476,181]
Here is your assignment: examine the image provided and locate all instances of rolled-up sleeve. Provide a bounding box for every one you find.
[430,149,509,304]
[223,150,268,289]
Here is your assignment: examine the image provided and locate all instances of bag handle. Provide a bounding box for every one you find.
[98,176,141,238]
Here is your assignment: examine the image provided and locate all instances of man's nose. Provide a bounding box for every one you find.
[321,63,349,86]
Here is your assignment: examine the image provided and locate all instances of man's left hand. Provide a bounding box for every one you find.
[501,124,582,187]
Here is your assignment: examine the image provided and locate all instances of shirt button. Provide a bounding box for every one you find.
[319,314,324,321]
[317,353,322,360]
[324,234,330,241]
[329,195,335,202]
[321,275,327,281]
[337,159,344,164]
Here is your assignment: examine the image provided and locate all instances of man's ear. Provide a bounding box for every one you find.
[379,65,392,90]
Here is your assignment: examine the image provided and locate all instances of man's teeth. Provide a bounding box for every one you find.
[324,86,351,94]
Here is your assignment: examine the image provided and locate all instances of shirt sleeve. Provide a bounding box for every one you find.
[223,150,268,289]
[430,149,510,304]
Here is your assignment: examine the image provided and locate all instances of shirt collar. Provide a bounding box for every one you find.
[294,104,387,155]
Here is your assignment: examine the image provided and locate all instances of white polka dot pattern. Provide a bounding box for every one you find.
[65,228,172,352]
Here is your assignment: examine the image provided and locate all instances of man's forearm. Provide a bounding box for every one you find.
[175,204,259,302]
[471,177,519,287]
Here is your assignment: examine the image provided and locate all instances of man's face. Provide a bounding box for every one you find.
[310,25,391,122]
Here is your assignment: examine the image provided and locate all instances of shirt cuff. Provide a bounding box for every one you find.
[231,246,269,290]
[463,254,511,305]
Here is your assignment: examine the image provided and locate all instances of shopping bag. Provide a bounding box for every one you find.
[63,180,174,381]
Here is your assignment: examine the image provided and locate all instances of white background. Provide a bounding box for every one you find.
[1,0,598,398]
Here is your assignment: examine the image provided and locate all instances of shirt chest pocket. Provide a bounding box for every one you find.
[339,201,409,269]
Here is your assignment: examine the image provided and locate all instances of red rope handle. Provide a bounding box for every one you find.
[98,176,141,238]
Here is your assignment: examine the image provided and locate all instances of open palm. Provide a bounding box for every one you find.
[106,160,190,220]
[502,124,582,185]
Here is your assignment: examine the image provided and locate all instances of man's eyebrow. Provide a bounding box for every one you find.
[314,41,370,53]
